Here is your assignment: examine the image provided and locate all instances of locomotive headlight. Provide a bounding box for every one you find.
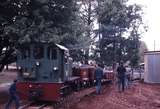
[53,67,58,71]
[36,62,40,66]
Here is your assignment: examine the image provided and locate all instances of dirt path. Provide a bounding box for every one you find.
[63,82,160,109]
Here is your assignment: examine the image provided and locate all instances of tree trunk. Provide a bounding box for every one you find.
[6,64,8,70]
[0,64,4,72]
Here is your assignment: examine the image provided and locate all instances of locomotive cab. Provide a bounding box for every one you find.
[17,43,72,82]
[16,42,73,101]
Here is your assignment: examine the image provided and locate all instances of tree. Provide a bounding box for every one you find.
[139,41,148,63]
[71,0,97,62]
[0,0,21,71]
[0,0,147,71]
[96,0,147,68]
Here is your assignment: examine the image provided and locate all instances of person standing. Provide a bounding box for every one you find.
[95,64,103,94]
[5,79,20,109]
[117,62,126,92]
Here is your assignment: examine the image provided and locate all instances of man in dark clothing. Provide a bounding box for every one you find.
[5,79,20,109]
[95,64,103,94]
[117,63,126,92]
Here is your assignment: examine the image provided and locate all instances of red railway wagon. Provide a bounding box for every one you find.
[72,65,95,86]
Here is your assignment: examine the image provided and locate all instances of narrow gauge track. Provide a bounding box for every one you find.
[19,87,96,109]
[19,102,48,109]
[19,102,34,109]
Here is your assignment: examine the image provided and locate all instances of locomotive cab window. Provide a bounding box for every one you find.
[47,46,57,60]
[33,46,44,59]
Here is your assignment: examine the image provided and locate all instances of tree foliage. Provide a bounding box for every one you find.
[0,0,88,71]
[70,0,97,62]
[0,0,147,71]
[96,0,147,67]
[139,41,148,63]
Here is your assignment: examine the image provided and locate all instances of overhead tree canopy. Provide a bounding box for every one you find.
[0,0,147,71]
[0,0,89,71]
